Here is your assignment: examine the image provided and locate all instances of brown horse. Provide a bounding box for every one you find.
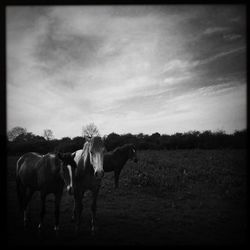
[72,136,106,234]
[103,143,138,188]
[16,152,76,231]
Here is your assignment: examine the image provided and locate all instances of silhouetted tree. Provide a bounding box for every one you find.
[121,133,137,146]
[72,136,85,150]
[61,137,71,142]
[14,132,44,143]
[7,126,27,141]
[233,129,247,148]
[7,127,247,155]
[43,129,54,141]
[82,123,100,138]
[105,132,122,151]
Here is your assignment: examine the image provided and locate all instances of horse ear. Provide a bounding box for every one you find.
[129,145,135,154]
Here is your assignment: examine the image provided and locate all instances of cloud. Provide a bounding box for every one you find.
[223,33,242,41]
[7,6,246,138]
[203,26,230,35]
[131,82,246,135]
[194,46,246,67]
[33,32,105,75]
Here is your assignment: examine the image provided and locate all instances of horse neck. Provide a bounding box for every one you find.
[82,141,90,166]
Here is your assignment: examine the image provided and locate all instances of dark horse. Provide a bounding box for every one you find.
[16,152,76,231]
[103,143,138,188]
[72,136,106,234]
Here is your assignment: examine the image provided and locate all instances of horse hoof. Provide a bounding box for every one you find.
[24,220,28,228]
[91,230,95,237]
[38,223,43,230]
[75,224,81,234]
[91,226,99,236]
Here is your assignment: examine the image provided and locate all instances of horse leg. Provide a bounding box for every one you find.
[114,169,121,189]
[74,192,83,233]
[38,193,46,230]
[16,177,25,212]
[91,187,100,235]
[23,188,34,227]
[54,191,62,232]
[71,198,76,222]
[18,184,27,226]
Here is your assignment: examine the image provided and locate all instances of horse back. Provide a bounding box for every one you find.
[16,152,43,188]
[16,153,62,191]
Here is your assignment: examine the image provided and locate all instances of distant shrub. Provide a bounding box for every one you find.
[7,129,247,155]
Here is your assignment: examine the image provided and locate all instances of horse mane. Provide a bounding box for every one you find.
[82,140,90,164]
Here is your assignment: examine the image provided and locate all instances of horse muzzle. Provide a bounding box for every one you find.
[67,186,74,195]
[94,170,104,179]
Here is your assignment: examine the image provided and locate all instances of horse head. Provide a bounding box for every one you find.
[85,136,105,180]
[128,144,138,163]
[57,152,76,195]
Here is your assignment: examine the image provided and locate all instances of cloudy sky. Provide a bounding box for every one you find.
[7,5,246,138]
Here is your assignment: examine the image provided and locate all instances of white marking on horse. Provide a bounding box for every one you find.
[67,165,73,190]
[92,152,103,176]
[24,210,27,221]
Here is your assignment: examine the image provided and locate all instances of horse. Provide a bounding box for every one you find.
[72,136,106,234]
[103,143,138,188]
[16,151,77,231]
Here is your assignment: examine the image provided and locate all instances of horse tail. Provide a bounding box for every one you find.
[16,156,25,211]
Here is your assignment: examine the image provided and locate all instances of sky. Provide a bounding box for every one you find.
[7,5,246,139]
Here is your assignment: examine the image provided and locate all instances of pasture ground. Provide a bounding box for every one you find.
[6,150,247,246]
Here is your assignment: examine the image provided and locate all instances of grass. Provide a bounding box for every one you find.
[103,150,246,200]
[7,149,247,246]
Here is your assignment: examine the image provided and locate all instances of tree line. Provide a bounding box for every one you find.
[7,126,247,155]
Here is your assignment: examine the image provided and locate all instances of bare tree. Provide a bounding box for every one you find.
[82,123,100,138]
[43,129,54,141]
[7,126,27,141]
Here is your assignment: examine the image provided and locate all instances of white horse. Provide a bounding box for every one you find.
[72,136,106,234]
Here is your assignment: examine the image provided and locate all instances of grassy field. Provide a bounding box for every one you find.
[7,149,247,246]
